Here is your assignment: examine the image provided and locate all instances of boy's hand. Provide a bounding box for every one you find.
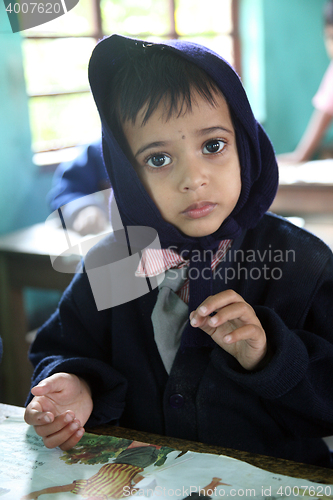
[24,373,93,450]
[190,290,267,370]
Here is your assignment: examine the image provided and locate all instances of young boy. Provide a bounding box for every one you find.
[25,35,333,468]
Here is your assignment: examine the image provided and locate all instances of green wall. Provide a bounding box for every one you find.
[0,7,58,328]
[0,7,51,236]
[241,0,331,154]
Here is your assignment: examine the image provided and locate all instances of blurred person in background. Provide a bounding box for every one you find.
[48,140,111,235]
[278,0,333,164]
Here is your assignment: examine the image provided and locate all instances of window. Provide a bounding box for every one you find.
[22,0,240,166]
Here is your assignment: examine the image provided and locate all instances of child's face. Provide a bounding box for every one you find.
[122,90,241,238]
[324,25,333,59]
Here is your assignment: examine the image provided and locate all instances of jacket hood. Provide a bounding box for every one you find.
[88,34,278,251]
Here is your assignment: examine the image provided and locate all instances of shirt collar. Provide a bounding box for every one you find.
[136,240,232,278]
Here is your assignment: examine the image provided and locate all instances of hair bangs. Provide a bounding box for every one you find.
[109,44,222,132]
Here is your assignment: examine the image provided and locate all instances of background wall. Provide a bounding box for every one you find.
[241,0,332,154]
[0,8,61,329]
[0,8,52,237]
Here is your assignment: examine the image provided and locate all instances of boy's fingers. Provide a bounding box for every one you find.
[24,399,55,426]
[191,302,249,329]
[59,428,85,451]
[31,384,49,396]
[31,373,69,396]
[190,290,245,322]
[25,398,43,415]
[202,290,244,311]
[189,311,211,330]
[31,378,57,396]
[25,408,55,426]
[42,422,85,450]
[211,323,263,347]
[34,413,78,438]
[207,302,256,328]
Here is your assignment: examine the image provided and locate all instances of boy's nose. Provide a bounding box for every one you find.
[178,157,208,192]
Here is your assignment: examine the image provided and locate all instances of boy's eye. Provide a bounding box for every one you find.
[147,154,172,168]
[203,139,226,154]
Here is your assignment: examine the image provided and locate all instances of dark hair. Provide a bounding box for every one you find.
[324,0,333,25]
[107,43,223,148]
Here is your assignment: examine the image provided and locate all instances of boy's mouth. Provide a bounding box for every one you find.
[182,201,217,219]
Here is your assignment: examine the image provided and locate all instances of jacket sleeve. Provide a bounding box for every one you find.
[28,270,128,428]
[210,254,333,439]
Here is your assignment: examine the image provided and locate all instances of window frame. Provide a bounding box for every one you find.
[22,0,241,166]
